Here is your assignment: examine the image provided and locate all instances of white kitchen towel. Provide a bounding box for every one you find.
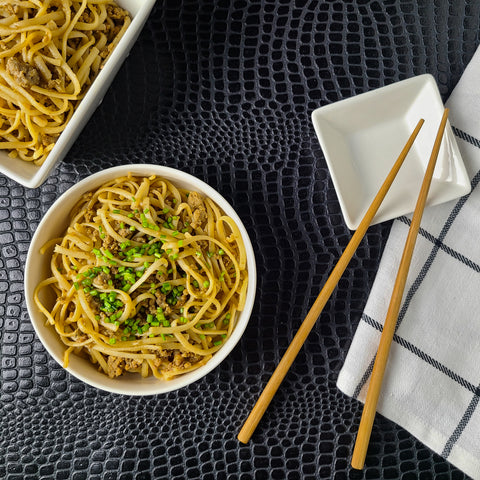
[337,46,480,480]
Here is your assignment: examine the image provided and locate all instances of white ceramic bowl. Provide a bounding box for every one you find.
[25,165,257,395]
[311,74,471,230]
[0,0,156,189]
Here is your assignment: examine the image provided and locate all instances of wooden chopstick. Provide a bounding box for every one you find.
[351,108,449,469]
[237,118,425,444]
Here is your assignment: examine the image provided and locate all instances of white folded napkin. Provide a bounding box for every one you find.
[337,47,480,480]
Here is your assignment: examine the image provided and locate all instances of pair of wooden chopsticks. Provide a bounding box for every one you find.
[238,108,450,465]
[351,108,449,468]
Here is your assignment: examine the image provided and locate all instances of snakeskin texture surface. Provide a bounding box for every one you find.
[1,1,479,478]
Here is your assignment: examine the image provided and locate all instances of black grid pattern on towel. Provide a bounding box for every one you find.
[354,126,480,460]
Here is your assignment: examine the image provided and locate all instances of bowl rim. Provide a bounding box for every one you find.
[25,164,257,395]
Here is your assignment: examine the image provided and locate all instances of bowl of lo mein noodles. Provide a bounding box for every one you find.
[25,164,257,395]
[0,0,156,188]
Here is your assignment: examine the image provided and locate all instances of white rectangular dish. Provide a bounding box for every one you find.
[0,0,156,189]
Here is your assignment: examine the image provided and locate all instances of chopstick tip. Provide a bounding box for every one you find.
[237,432,250,444]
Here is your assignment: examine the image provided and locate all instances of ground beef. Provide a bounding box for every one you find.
[187,192,208,229]
[107,356,124,378]
[90,228,100,243]
[106,5,129,20]
[94,272,111,289]
[191,208,208,229]
[102,234,118,253]
[145,297,158,316]
[6,57,41,88]
[152,349,202,373]
[47,78,62,90]
[175,291,188,308]
[106,357,144,377]
[81,204,95,223]
[154,291,170,312]
[40,133,59,146]
[79,8,94,23]
[169,351,202,371]
[124,359,143,371]
[220,254,233,269]
[87,295,100,314]
[187,191,203,210]
[112,220,131,239]
[173,352,184,367]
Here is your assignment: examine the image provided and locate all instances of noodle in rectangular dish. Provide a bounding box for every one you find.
[0,0,131,165]
[34,174,249,380]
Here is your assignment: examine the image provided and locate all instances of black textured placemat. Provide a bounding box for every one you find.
[1,1,479,479]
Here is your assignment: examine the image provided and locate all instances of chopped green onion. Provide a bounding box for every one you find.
[161,283,171,293]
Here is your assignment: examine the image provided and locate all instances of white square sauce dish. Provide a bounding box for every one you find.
[311,74,470,230]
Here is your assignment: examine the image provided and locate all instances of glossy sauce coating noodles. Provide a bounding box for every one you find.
[34,174,249,380]
[0,0,131,165]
